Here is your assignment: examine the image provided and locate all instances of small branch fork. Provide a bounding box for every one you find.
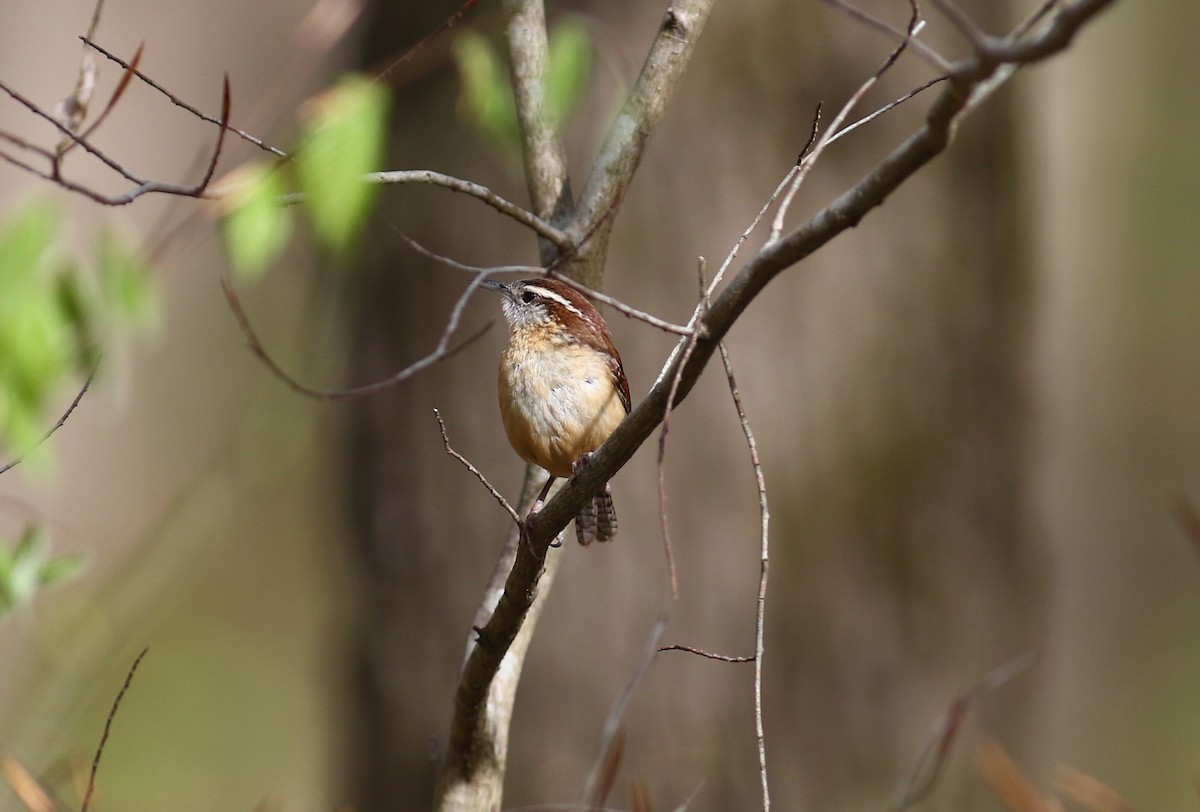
[0,67,231,206]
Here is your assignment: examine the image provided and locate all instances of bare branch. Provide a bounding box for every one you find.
[657,644,753,663]
[503,0,572,249]
[434,409,521,526]
[83,647,149,812]
[221,275,492,400]
[569,0,715,254]
[282,170,573,249]
[826,76,948,145]
[654,258,712,600]
[0,365,98,477]
[771,0,922,241]
[0,77,139,183]
[0,72,230,206]
[718,339,771,812]
[82,37,288,157]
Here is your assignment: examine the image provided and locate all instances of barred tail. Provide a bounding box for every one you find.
[576,483,618,545]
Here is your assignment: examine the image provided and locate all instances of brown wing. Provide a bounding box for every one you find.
[608,346,631,413]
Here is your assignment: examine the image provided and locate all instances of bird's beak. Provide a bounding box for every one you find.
[480,278,515,299]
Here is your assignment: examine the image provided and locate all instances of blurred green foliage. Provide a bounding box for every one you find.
[452,15,593,153]
[221,163,293,280]
[0,526,84,616]
[0,201,155,456]
[296,75,390,253]
[221,73,390,277]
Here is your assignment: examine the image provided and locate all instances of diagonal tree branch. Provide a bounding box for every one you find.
[568,0,715,257]
[503,0,573,256]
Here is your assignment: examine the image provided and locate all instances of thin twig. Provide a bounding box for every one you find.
[0,77,140,183]
[718,339,771,812]
[582,617,667,806]
[59,43,143,160]
[892,651,1037,811]
[546,271,698,337]
[221,275,492,400]
[396,231,695,336]
[826,76,948,145]
[824,0,952,73]
[770,0,922,241]
[82,647,149,812]
[0,366,98,476]
[82,37,288,157]
[371,0,481,83]
[85,0,107,41]
[655,258,712,600]
[280,170,572,249]
[657,644,753,663]
[0,74,230,206]
[434,409,521,525]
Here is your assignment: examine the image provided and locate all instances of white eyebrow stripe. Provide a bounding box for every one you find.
[524,286,585,318]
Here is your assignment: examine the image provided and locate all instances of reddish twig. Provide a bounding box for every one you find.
[582,617,667,806]
[59,43,144,160]
[892,652,1037,811]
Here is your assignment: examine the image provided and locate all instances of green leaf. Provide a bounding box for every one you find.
[0,527,84,616]
[452,31,519,149]
[545,17,592,128]
[295,75,390,253]
[38,553,85,586]
[6,527,46,608]
[95,227,159,329]
[0,202,77,451]
[221,162,293,280]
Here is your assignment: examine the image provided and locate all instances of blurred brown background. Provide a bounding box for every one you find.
[1,0,1198,810]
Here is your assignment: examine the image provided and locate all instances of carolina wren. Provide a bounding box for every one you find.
[482,277,631,545]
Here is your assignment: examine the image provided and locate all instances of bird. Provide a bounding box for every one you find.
[482,277,631,545]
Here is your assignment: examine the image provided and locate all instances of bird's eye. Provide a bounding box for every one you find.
[520,291,536,304]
